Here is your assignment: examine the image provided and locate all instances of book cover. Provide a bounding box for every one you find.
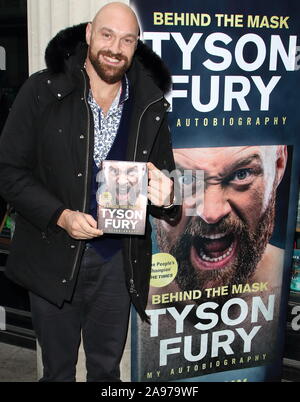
[130,0,300,382]
[290,249,300,293]
[96,160,148,235]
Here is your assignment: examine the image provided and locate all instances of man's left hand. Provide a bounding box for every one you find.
[147,162,174,207]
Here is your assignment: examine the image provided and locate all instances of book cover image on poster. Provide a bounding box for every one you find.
[134,144,292,382]
[96,161,148,235]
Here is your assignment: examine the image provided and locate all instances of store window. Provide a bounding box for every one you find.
[0,0,28,126]
[0,0,27,245]
[0,0,34,348]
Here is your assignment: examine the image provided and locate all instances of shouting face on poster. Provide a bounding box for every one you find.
[155,145,287,294]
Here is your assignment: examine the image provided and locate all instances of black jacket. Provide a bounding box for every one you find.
[0,23,179,320]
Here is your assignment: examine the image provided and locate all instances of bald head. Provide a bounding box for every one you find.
[91,2,139,37]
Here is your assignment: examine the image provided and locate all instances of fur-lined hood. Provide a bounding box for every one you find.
[45,23,171,94]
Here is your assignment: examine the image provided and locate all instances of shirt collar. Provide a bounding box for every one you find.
[119,74,129,105]
[88,74,129,109]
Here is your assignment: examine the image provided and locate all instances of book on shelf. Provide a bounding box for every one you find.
[291,249,300,293]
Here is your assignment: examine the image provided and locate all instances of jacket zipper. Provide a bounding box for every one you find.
[128,96,163,295]
[68,69,91,281]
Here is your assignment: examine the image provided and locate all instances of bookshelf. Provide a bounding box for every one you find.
[0,211,36,349]
[282,190,300,381]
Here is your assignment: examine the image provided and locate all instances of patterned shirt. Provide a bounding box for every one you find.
[88,76,129,167]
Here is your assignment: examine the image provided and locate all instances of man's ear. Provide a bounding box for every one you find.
[86,22,92,46]
[275,145,288,187]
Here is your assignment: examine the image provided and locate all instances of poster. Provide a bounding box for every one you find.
[130,0,300,382]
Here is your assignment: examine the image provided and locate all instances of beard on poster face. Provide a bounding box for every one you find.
[156,188,276,296]
[88,48,130,84]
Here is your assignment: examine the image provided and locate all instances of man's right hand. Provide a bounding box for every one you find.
[57,209,103,239]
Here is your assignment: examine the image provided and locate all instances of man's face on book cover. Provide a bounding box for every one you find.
[104,163,145,205]
[155,145,287,292]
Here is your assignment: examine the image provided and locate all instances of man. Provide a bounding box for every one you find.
[0,3,179,382]
[137,145,288,381]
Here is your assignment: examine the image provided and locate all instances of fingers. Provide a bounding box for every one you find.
[147,161,155,172]
[147,163,174,207]
[84,213,98,229]
[72,213,103,239]
[147,162,161,181]
[148,184,173,206]
[58,210,103,240]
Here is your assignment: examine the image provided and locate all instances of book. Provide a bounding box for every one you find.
[283,248,300,378]
[96,160,148,235]
[291,249,300,293]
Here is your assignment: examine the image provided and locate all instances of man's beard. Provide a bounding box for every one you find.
[88,48,129,84]
[156,189,276,296]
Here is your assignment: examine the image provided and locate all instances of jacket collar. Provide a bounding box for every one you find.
[44,23,172,96]
[45,72,75,100]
